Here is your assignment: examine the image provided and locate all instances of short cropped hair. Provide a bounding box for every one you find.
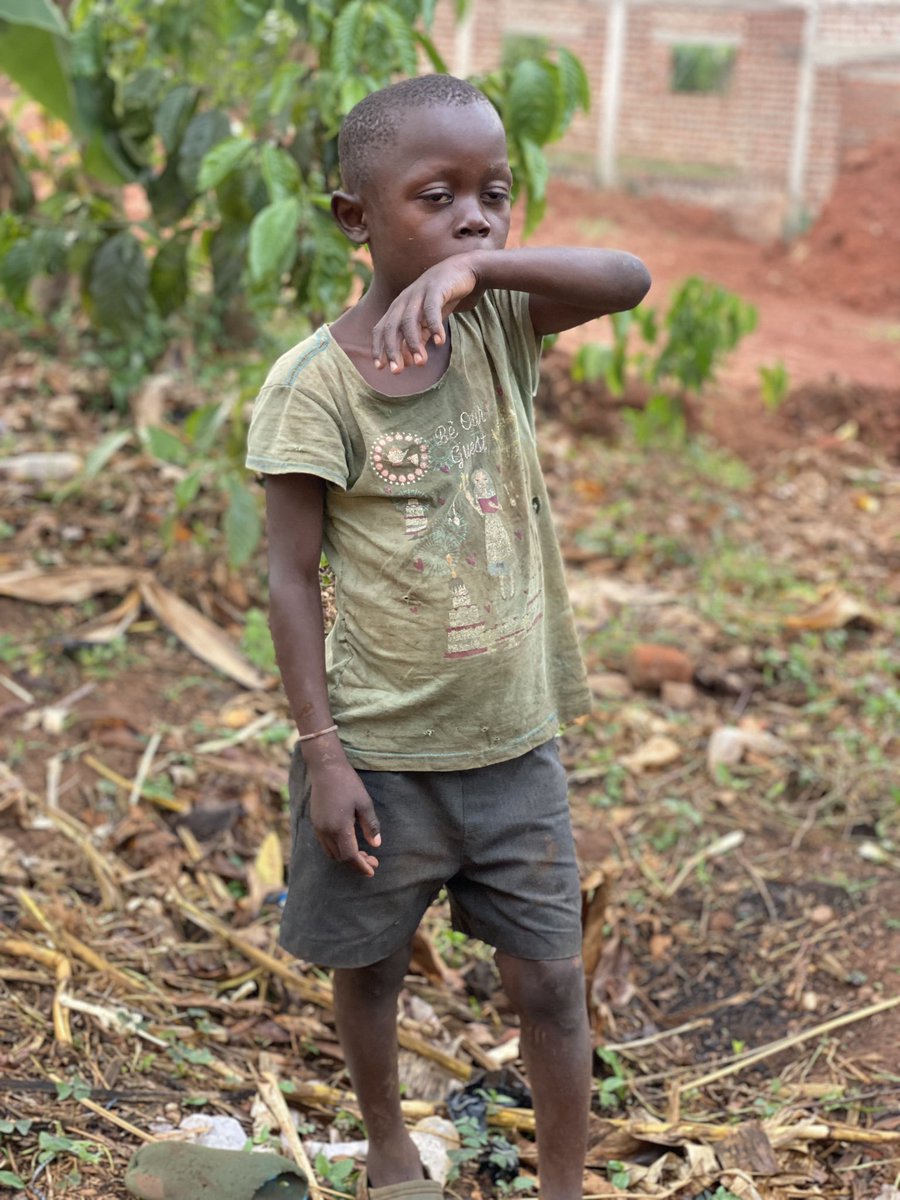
[339,74,494,193]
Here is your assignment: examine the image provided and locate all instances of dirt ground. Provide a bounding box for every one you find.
[1,163,899,1199]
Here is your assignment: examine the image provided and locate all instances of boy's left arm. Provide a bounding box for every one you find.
[372,247,650,371]
[477,247,651,337]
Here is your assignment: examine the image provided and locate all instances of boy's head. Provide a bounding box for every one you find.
[333,75,512,291]
[338,74,495,195]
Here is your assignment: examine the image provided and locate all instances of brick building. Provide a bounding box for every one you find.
[431,0,900,238]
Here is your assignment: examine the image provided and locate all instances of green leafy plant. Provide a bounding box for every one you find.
[143,393,261,566]
[53,1078,92,1102]
[570,277,758,445]
[241,607,277,674]
[314,1152,357,1197]
[595,1046,629,1109]
[447,1113,521,1184]
[36,1128,108,1171]
[759,359,790,410]
[607,1160,631,1189]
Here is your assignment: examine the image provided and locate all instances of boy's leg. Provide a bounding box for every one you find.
[332,941,426,1187]
[495,951,591,1200]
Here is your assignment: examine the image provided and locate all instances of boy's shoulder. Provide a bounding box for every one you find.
[259,324,349,396]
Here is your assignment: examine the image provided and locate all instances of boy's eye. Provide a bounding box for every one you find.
[484,190,510,203]
[421,191,453,205]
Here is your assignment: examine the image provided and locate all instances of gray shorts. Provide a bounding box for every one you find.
[280,739,582,969]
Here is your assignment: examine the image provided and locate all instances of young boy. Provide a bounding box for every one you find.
[246,74,650,1200]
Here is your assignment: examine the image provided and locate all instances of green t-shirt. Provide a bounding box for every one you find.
[246,288,590,771]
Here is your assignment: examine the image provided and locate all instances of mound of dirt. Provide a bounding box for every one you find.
[792,139,900,315]
[779,379,900,462]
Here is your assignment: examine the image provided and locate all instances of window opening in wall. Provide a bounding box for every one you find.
[502,31,551,70]
[671,43,737,94]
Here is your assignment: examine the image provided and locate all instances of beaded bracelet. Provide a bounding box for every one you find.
[296,723,338,743]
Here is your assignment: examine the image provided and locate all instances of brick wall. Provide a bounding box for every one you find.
[430,0,900,235]
[839,66,900,155]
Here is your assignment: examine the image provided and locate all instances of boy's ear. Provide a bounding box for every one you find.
[331,191,368,244]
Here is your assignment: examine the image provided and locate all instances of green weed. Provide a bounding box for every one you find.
[759,360,790,410]
[314,1153,357,1197]
[241,607,278,674]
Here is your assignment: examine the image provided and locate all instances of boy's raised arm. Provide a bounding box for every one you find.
[486,247,652,336]
[266,474,381,876]
[371,247,651,371]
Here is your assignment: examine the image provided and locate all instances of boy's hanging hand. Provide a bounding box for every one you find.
[372,254,483,374]
[308,761,381,876]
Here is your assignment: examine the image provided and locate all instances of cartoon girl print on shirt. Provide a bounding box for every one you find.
[466,467,516,599]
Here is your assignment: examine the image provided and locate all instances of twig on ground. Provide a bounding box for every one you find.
[0,936,72,1044]
[259,1070,324,1200]
[129,730,162,807]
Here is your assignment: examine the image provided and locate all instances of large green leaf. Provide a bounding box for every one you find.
[209,222,249,301]
[198,137,255,192]
[147,158,193,226]
[557,46,591,118]
[331,0,365,78]
[224,475,262,567]
[0,236,41,308]
[248,197,302,284]
[0,0,66,33]
[505,60,561,147]
[0,2,134,182]
[374,2,418,75]
[516,136,549,237]
[177,109,231,193]
[74,75,142,182]
[0,1,75,126]
[260,144,301,203]
[144,426,189,467]
[155,84,200,154]
[150,231,191,317]
[87,231,149,336]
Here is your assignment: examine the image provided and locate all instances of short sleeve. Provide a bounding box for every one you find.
[245,383,349,488]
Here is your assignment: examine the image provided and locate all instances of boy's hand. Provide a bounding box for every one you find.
[373,253,483,374]
[308,760,381,877]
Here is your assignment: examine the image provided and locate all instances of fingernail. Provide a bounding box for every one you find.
[390,361,400,372]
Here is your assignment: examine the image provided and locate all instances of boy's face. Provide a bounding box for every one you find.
[358,102,512,293]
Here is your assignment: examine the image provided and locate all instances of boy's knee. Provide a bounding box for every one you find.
[334,942,412,1000]
[504,955,587,1031]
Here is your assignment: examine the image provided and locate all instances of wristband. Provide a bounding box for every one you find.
[296,723,338,743]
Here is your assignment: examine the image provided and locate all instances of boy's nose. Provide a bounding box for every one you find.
[455,200,491,237]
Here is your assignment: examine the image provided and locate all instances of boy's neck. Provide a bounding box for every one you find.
[330,286,451,396]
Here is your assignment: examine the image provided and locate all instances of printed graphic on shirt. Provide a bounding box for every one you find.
[366,391,543,661]
[466,467,516,599]
[370,433,430,488]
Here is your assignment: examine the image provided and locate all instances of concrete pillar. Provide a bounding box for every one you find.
[786,0,821,235]
[599,0,628,188]
[453,6,475,78]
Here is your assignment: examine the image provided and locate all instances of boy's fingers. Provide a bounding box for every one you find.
[351,851,376,877]
[399,311,425,358]
[334,826,362,864]
[423,296,444,339]
[358,807,382,848]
